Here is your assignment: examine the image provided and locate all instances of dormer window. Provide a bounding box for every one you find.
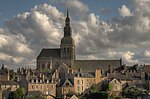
[66,82,69,86]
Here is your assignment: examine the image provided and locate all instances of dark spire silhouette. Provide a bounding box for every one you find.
[64,9,71,37]
[67,8,69,18]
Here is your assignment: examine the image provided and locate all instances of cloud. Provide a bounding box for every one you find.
[0,4,65,68]
[55,0,89,17]
[144,50,150,57]
[1,0,150,69]
[118,5,133,17]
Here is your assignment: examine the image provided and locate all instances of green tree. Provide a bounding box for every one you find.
[89,91,109,99]
[90,85,99,93]
[25,95,46,99]
[122,87,144,98]
[8,88,26,99]
[108,84,113,91]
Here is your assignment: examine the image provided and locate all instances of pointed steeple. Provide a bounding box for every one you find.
[64,9,71,37]
[65,9,70,26]
[67,8,69,18]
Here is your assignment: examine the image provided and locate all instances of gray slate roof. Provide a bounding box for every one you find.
[74,70,95,78]
[0,81,19,85]
[74,60,122,72]
[37,48,60,58]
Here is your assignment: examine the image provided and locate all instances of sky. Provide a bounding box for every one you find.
[0,0,150,69]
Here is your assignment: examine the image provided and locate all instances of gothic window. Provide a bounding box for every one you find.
[64,48,66,53]
[67,48,69,54]
[47,63,50,69]
[42,63,45,69]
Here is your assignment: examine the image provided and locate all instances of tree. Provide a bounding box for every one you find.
[101,82,109,91]
[25,95,46,99]
[89,91,109,99]
[8,88,26,99]
[122,87,145,98]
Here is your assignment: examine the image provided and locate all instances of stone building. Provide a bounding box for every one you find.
[57,78,74,98]
[73,69,102,94]
[36,10,122,72]
[18,70,56,99]
[0,81,19,99]
[108,78,122,92]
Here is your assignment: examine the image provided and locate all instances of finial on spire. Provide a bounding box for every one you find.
[67,8,69,18]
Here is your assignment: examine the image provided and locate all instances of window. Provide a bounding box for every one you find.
[31,86,34,90]
[66,82,69,86]
[82,86,84,91]
[67,48,69,53]
[42,63,45,69]
[36,86,38,90]
[77,80,80,84]
[78,86,80,91]
[64,48,66,53]
[82,80,83,84]
[115,86,117,90]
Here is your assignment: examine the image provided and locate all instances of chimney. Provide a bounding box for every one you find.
[42,74,45,82]
[50,58,52,69]
[95,68,101,84]
[7,69,10,81]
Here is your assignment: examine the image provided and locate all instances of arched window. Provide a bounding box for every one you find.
[47,63,50,69]
[42,63,45,69]
[64,48,66,53]
[67,48,69,54]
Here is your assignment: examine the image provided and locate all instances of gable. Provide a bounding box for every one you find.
[109,78,121,85]
[62,79,74,87]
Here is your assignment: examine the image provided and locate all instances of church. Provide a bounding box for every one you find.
[36,10,122,72]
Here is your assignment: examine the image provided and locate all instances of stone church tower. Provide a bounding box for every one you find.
[37,9,121,71]
[60,10,76,67]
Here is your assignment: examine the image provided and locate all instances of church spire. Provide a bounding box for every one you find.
[67,8,69,18]
[64,9,72,37]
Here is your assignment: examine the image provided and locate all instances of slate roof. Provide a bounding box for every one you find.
[58,78,74,87]
[37,48,60,58]
[0,81,19,85]
[73,60,122,72]
[74,70,95,78]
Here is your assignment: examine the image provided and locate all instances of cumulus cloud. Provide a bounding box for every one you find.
[144,50,150,57]
[55,0,89,17]
[118,5,133,17]
[1,0,150,69]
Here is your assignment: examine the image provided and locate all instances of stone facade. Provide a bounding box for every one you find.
[109,78,122,92]
[57,79,74,97]
[0,81,19,99]
[73,69,102,94]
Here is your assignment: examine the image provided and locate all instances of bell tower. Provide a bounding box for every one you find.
[60,9,75,67]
